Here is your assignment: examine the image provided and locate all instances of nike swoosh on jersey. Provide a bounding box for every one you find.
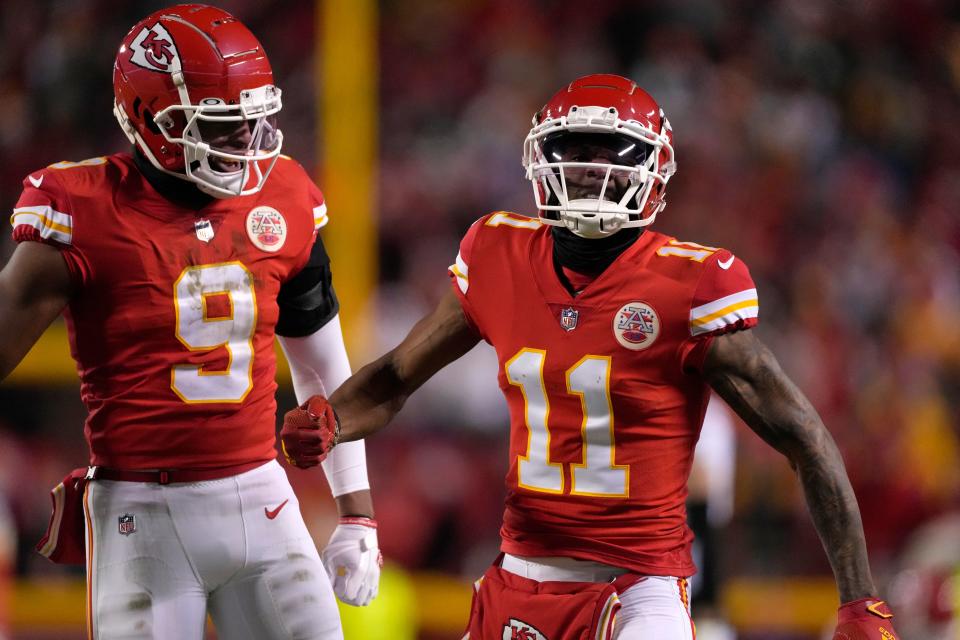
[28,174,44,188]
[718,255,735,270]
[264,499,290,520]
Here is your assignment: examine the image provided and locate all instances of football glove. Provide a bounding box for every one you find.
[833,598,900,640]
[280,395,339,468]
[321,517,382,606]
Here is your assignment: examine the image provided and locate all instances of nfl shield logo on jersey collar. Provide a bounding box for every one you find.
[560,307,579,331]
[118,513,137,536]
[194,218,215,243]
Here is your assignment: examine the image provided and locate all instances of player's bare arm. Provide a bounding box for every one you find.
[331,290,480,442]
[702,329,876,603]
[0,241,72,380]
[333,490,374,517]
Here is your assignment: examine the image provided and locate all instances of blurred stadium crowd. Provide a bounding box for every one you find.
[0,1,957,638]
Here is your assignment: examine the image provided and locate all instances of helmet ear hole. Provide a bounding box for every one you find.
[142,109,161,135]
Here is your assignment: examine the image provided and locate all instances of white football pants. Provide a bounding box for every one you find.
[84,460,342,640]
[501,553,696,639]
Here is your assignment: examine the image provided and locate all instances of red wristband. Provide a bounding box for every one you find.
[339,516,377,528]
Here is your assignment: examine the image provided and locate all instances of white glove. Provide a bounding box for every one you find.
[321,517,382,606]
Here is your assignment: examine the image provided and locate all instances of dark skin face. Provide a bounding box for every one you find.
[546,134,641,202]
[197,119,254,172]
[559,142,629,201]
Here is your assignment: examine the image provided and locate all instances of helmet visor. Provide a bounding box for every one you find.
[540,132,652,204]
[195,114,280,172]
[541,132,652,167]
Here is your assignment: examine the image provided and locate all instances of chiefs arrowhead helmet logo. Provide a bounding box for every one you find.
[128,23,180,73]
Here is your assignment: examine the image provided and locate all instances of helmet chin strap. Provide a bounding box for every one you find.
[561,200,629,238]
[551,225,642,275]
[192,160,250,199]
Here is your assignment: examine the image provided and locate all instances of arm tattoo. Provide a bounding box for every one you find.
[704,331,876,603]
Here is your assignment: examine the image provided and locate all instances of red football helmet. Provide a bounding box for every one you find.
[113,5,283,198]
[523,74,676,238]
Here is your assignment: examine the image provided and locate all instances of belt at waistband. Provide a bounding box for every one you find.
[89,460,268,485]
[500,553,629,583]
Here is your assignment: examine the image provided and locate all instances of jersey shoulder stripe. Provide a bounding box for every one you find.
[451,212,539,297]
[450,251,469,294]
[689,288,758,335]
[313,203,328,230]
[11,205,73,245]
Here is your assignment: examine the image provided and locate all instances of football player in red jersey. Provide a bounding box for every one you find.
[284,75,901,639]
[0,5,379,639]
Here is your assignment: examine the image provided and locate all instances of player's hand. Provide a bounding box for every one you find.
[280,395,339,468]
[321,517,382,606]
[833,598,900,639]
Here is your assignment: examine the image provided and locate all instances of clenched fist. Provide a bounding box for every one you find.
[280,395,339,468]
[833,598,899,640]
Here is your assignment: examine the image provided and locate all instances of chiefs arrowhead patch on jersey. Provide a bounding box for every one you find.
[614,301,660,350]
[128,23,181,73]
[246,206,287,252]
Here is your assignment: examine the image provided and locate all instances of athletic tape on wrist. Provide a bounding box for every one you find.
[339,516,377,528]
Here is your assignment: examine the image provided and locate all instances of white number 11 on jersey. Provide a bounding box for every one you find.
[506,348,629,497]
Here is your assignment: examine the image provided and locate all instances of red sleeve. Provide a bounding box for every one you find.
[308,179,328,235]
[11,169,91,287]
[678,249,759,372]
[278,159,329,282]
[447,218,484,336]
[288,170,330,280]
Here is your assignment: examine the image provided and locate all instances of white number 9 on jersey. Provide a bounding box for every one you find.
[171,262,257,403]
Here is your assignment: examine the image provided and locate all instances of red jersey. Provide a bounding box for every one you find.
[449,212,759,576]
[11,153,328,469]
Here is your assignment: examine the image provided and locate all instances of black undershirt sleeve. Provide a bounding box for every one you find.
[275,235,340,337]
